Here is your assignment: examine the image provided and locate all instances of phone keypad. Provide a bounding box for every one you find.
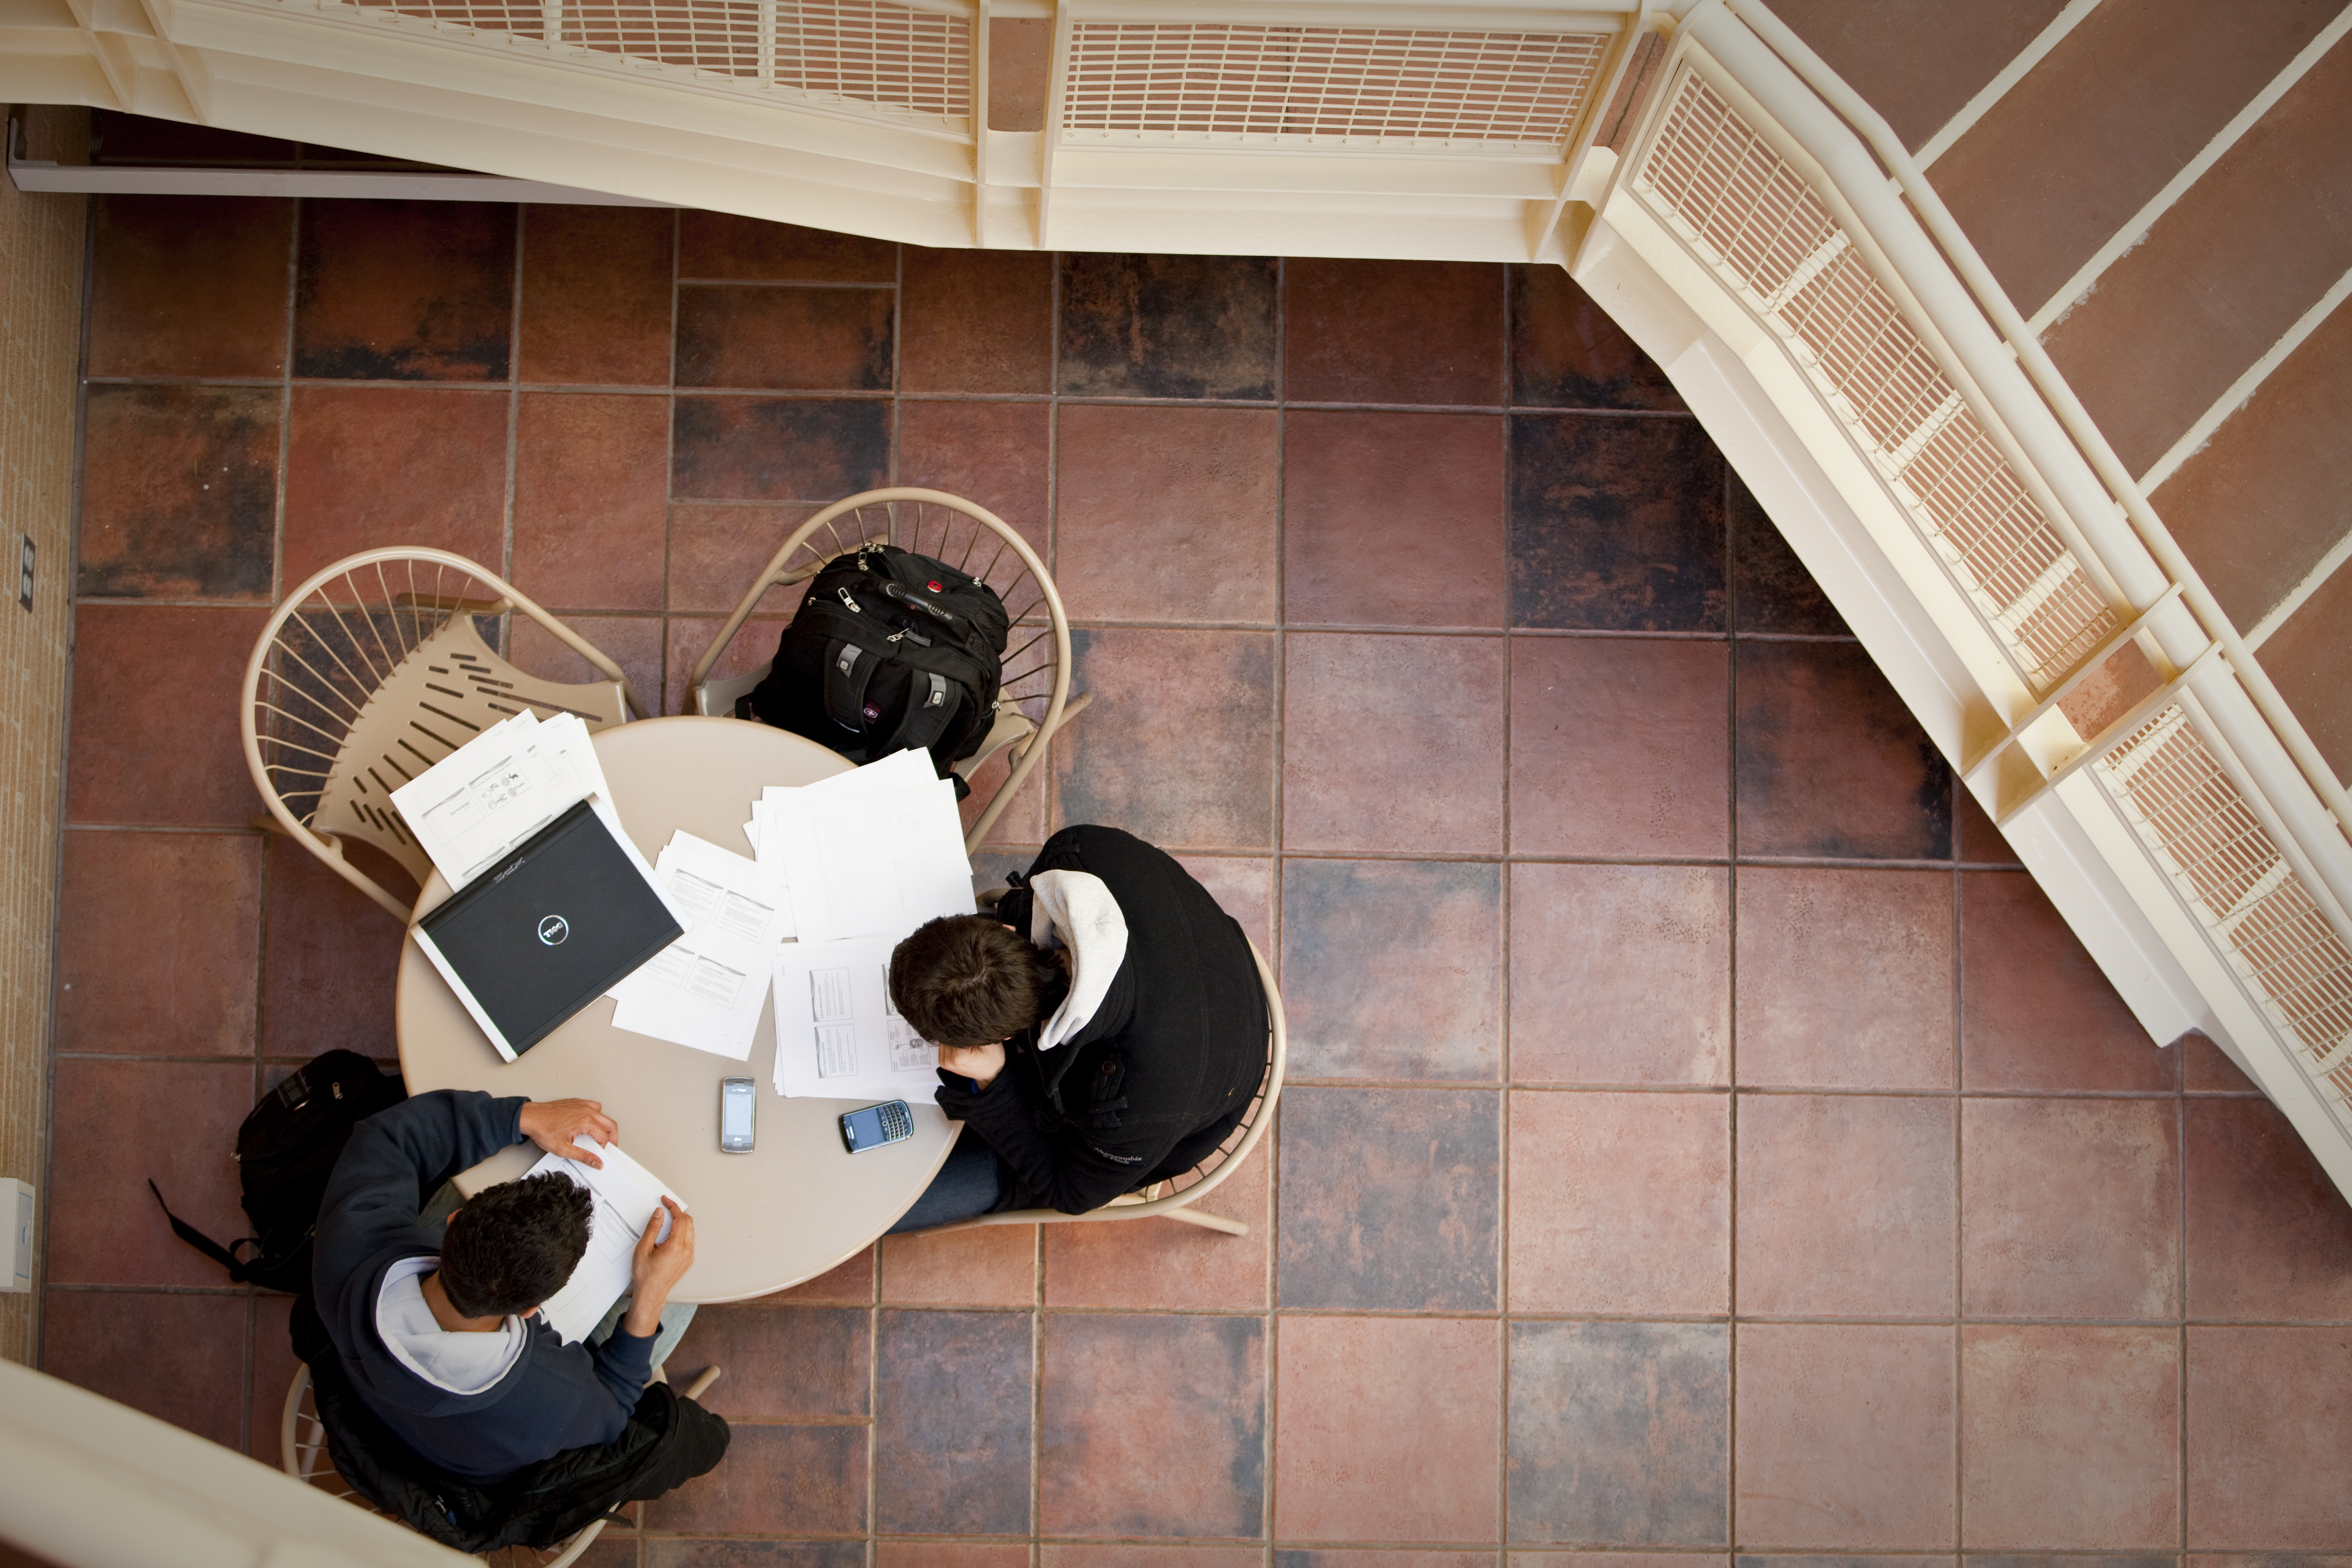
[879,1101,912,1140]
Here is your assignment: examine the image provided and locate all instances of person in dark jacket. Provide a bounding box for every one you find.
[312,1088,701,1483]
[885,824,1268,1226]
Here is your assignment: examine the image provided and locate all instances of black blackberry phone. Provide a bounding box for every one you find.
[840,1100,913,1153]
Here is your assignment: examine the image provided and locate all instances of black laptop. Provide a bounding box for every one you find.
[412,799,685,1061]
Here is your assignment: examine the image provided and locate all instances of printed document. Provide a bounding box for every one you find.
[609,830,787,1060]
[389,710,621,889]
[773,934,943,1101]
[522,1137,684,1345]
[756,748,975,944]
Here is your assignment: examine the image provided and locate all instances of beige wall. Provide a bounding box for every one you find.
[0,104,85,1365]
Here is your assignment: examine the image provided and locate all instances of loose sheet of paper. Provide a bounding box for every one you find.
[773,934,943,1101]
[521,1137,684,1345]
[756,748,975,944]
[388,710,620,888]
[608,831,787,1060]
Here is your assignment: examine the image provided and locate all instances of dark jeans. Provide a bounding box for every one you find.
[885,1130,1011,1233]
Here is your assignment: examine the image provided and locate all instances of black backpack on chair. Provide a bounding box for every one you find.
[744,544,1010,798]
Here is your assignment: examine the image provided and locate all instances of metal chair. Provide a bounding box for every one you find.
[242,548,649,920]
[906,935,1286,1238]
[684,487,1090,854]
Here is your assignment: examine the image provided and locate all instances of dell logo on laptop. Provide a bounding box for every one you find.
[537,915,570,946]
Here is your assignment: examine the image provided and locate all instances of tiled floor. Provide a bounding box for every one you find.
[40,191,2352,1561]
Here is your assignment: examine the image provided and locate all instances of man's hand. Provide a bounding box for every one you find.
[622,1197,694,1339]
[938,1041,1006,1089]
[518,1099,619,1168]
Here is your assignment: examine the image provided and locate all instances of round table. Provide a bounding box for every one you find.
[395,715,958,1302]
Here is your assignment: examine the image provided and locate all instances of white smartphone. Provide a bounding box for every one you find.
[720,1077,755,1153]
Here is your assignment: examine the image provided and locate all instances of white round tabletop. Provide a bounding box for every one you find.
[395,715,959,1302]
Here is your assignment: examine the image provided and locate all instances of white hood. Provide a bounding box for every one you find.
[1028,869,1128,1052]
[375,1256,527,1395]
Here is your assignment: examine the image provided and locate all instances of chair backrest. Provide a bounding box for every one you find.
[685,488,1073,851]
[242,549,646,920]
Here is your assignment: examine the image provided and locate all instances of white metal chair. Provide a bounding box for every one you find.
[906,936,1286,1238]
[684,487,1090,854]
[242,548,649,920]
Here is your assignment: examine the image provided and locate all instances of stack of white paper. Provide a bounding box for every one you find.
[523,1137,684,1345]
[754,748,974,945]
[607,830,790,1061]
[388,710,622,889]
[773,934,954,1100]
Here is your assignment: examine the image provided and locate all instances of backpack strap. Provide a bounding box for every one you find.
[147,1178,255,1282]
[820,639,880,735]
[877,668,960,758]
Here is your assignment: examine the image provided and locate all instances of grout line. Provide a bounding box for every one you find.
[500,203,522,596]
[1913,0,2106,170]
[1724,456,1741,1552]
[1265,252,1286,1558]
[1495,254,1516,1557]
[2140,264,2352,499]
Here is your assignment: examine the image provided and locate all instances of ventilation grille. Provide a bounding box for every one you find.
[2100,706,2352,1102]
[1632,70,2115,692]
[1060,22,1608,150]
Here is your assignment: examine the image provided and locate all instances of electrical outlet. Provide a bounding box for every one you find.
[16,536,31,612]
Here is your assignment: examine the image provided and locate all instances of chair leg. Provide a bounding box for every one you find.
[681,1366,723,1400]
[1160,1205,1249,1237]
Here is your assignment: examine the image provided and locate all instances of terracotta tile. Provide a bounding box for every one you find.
[518,205,675,386]
[570,1534,643,1568]
[1058,253,1278,400]
[1960,1325,2179,1549]
[279,385,509,586]
[1960,872,2173,1092]
[880,1222,1037,1306]
[2185,1096,2352,1322]
[879,1547,1031,1568]
[1730,471,1847,636]
[1952,786,2019,866]
[1735,869,1954,1090]
[961,733,1047,849]
[1280,859,1501,1081]
[508,614,665,723]
[895,400,1053,562]
[2187,1326,2352,1547]
[780,1245,876,1303]
[1054,403,1279,624]
[875,1309,1033,1535]
[1277,1086,1499,1310]
[1282,633,1506,855]
[58,830,261,1056]
[258,834,409,1057]
[78,385,279,601]
[1511,265,1686,412]
[294,200,514,381]
[2182,1031,2257,1094]
[2259,550,2352,786]
[1509,1320,1728,1546]
[1736,1094,1956,1318]
[1508,864,1730,1086]
[1040,1313,1264,1537]
[1727,1558,1950,1568]
[675,285,894,392]
[1287,259,1505,406]
[1045,1550,1262,1568]
[1735,640,1953,861]
[1295,1556,1503,1568]
[1514,1558,1734,1568]
[1275,1315,1498,1543]
[510,392,671,612]
[667,506,820,615]
[1050,627,1277,851]
[678,212,895,282]
[2189,1559,2352,1568]
[1172,854,1274,962]
[1769,0,2069,151]
[671,397,890,503]
[88,195,291,378]
[46,1059,255,1287]
[1510,415,1725,630]
[1961,1098,2179,1320]
[68,604,269,828]
[1042,1126,1269,1310]
[664,1304,868,1420]
[643,1424,867,1534]
[40,1289,251,1449]
[1508,1090,1730,1315]
[664,614,787,719]
[645,1545,861,1568]
[1511,637,1730,857]
[900,248,1055,393]
[1733,1324,1955,1550]
[1283,411,1506,629]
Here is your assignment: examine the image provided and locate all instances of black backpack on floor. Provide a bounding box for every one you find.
[745,544,1009,797]
[150,1048,407,1294]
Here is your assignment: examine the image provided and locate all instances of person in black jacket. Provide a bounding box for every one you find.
[885,824,1268,1226]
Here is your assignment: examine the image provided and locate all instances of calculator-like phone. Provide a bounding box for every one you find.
[839,1099,913,1153]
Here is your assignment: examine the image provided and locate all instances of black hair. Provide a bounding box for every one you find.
[889,913,1067,1049]
[438,1171,593,1319]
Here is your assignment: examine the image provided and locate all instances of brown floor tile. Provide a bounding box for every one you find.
[294,200,515,381]
[2182,1031,2258,1093]
[666,506,819,615]
[1960,871,2173,1092]
[1280,858,1501,1081]
[248,1292,301,1467]
[1736,1094,1956,1318]
[1736,640,1953,861]
[508,615,665,725]
[1050,627,1277,851]
[1297,1555,1501,1568]
[46,1058,255,1287]
[1508,1090,1730,1315]
[960,738,1048,849]
[671,397,890,503]
[779,1245,876,1304]
[67,603,268,828]
[894,399,1053,563]
[643,1424,867,1534]
[58,830,261,1056]
[665,1303,869,1420]
[279,385,509,586]
[1952,785,2020,866]
[88,195,291,378]
[260,835,409,1058]
[876,1309,1032,1536]
[569,1534,644,1568]
[675,285,894,391]
[1511,265,1686,412]
[678,212,895,282]
[511,392,671,612]
[664,614,786,718]
[1042,1141,1268,1310]
[40,1289,251,1449]
[1042,1548,1262,1568]
[1509,1320,1728,1546]
[2258,554,2352,785]
[1735,868,1955,1090]
[518,205,676,386]
[2184,1096,2352,1321]
[1510,415,1725,630]
[79,384,280,601]
[1058,253,1278,400]
[1960,1326,2180,1549]
[1277,1086,1499,1311]
[1171,854,1274,963]
[1286,258,1505,407]
[880,1222,1037,1306]
[1509,863,1731,1086]
[1734,1324,1955,1550]
[1276,1315,1499,1544]
[1283,410,1506,629]
[1773,0,2069,150]
[1510,637,1730,857]
[1509,1558,1735,1568]
[2187,1326,2352,1547]
[1730,471,1847,635]
[1054,403,1279,625]
[879,1547,1030,1568]
[643,1543,861,1568]
[899,248,1054,393]
[1283,633,1506,856]
[1040,1313,1264,1538]
[1961,1097,2179,1320]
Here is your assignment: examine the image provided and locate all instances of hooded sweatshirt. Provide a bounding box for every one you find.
[311,1090,656,1482]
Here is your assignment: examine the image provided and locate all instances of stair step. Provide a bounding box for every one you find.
[2259,560,2352,785]
[1769,0,2072,152]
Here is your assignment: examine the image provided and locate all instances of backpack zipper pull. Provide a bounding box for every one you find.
[837,586,863,614]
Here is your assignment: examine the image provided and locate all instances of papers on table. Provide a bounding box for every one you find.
[523,1137,683,1345]
[753,748,975,945]
[773,934,943,1101]
[608,831,788,1061]
[389,710,619,890]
